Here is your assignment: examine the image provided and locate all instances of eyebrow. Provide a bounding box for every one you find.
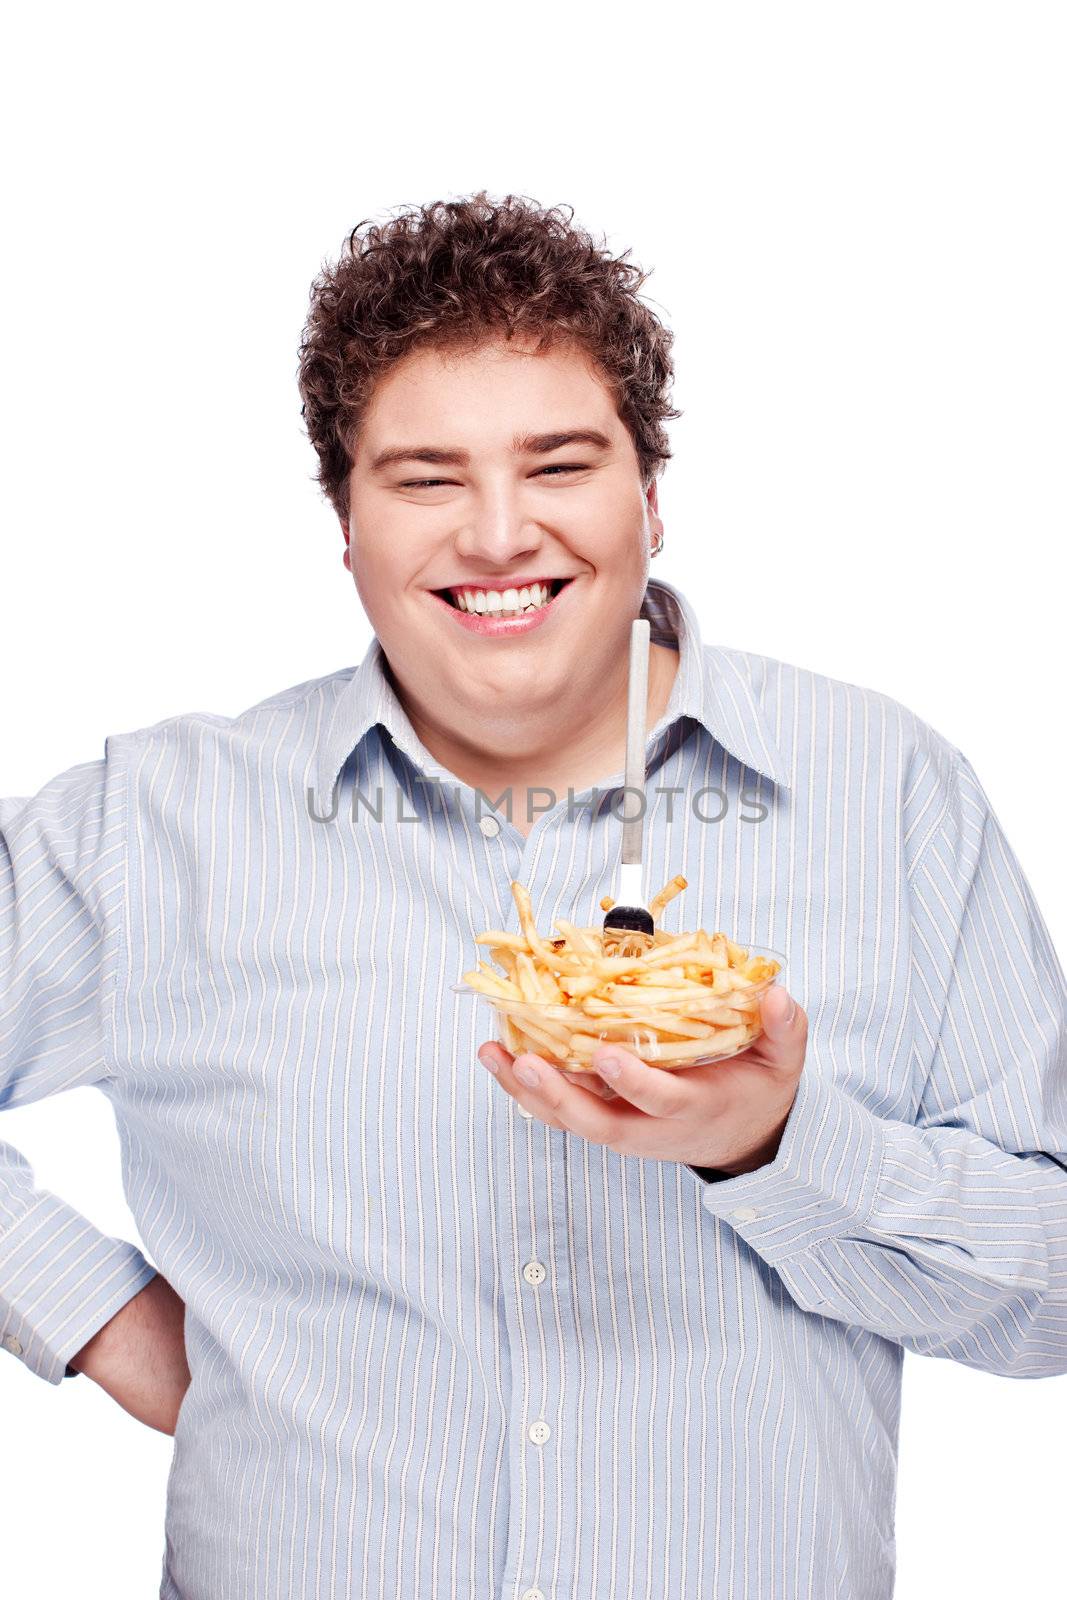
[368,428,614,473]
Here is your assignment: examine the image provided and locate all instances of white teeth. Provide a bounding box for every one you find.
[449,581,557,616]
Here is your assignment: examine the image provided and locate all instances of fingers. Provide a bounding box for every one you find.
[478,1038,692,1125]
[588,1043,692,1119]
[478,1044,568,1128]
[561,1069,618,1102]
[478,1043,637,1141]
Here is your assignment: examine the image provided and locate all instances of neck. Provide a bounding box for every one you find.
[396,642,681,838]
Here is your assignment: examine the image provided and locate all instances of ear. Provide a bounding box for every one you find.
[340,520,351,572]
[645,478,663,546]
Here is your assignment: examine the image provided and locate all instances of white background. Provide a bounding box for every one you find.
[2,2,1064,1595]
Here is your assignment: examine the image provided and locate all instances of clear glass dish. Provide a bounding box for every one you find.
[453,945,786,1073]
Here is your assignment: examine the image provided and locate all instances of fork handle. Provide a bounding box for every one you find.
[621,619,651,869]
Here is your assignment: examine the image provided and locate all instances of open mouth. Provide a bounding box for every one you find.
[433,577,573,619]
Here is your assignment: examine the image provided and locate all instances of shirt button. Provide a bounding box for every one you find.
[521,1589,546,1600]
[2,1334,24,1356]
[478,814,501,837]
[527,1419,551,1446]
[522,1260,547,1286]
[517,1103,534,1119]
[731,1205,760,1223]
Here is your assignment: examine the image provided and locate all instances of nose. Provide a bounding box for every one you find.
[450,483,544,569]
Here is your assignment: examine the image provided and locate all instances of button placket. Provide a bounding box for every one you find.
[491,813,580,1596]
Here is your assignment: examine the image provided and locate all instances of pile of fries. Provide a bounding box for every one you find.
[458,875,782,1072]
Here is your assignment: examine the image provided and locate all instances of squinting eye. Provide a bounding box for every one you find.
[400,464,590,489]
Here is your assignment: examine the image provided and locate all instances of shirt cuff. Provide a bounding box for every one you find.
[0,1191,159,1385]
[689,1066,887,1266]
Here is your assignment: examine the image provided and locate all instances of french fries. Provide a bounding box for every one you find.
[459,877,782,1072]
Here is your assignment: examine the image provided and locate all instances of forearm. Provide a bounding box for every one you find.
[696,1069,1067,1376]
[69,1273,191,1434]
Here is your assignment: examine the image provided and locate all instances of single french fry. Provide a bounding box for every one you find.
[475,931,531,951]
[516,952,549,1001]
[648,874,688,922]
[691,1024,749,1058]
[634,932,700,966]
[557,972,604,999]
[701,1002,759,1027]
[513,1015,575,1060]
[476,960,506,980]
[494,948,519,983]
[564,1032,606,1059]
[606,1028,749,1064]
[606,1010,716,1040]
[463,967,522,999]
[552,918,598,957]
[646,966,698,988]
[604,972,713,998]
[510,881,558,963]
[637,965,687,984]
[563,1030,705,1066]
[502,1012,523,1053]
[501,998,573,1030]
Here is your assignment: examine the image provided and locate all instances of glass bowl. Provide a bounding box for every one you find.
[453,946,785,1073]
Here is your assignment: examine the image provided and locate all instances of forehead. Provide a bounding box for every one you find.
[360,336,620,441]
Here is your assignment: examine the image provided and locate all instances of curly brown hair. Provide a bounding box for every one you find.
[297,190,681,523]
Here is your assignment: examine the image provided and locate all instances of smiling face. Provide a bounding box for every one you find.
[340,333,664,758]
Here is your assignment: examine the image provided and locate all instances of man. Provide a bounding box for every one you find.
[2,191,1065,1600]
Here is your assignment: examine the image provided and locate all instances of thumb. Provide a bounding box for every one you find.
[759,985,807,1064]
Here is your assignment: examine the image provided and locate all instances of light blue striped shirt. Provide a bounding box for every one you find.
[2,577,1065,1599]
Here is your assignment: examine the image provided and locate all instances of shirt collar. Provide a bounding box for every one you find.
[313,576,790,807]
[641,577,790,788]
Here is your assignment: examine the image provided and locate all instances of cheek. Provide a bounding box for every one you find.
[574,494,639,545]
[348,532,416,608]
[571,499,653,571]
